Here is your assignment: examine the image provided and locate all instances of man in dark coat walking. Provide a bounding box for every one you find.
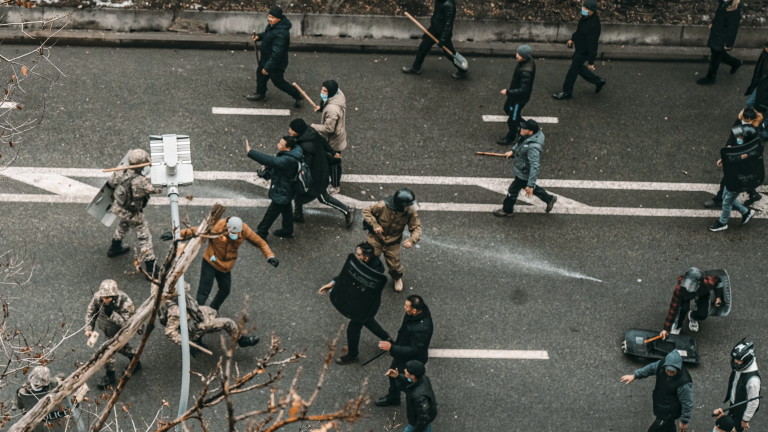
[402,0,467,79]
[553,0,606,100]
[621,350,694,432]
[288,118,356,228]
[246,5,303,107]
[385,360,438,432]
[745,41,768,111]
[246,135,303,240]
[697,0,743,85]
[375,295,433,407]
[497,45,536,146]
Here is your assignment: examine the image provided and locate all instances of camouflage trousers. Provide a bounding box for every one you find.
[367,234,404,280]
[191,307,240,342]
[103,327,136,372]
[113,212,155,261]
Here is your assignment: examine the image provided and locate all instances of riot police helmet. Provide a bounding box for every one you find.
[393,188,416,209]
[731,338,756,371]
[681,267,704,293]
[127,148,150,165]
[226,216,243,234]
[28,366,51,390]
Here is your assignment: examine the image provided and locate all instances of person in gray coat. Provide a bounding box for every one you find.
[621,350,694,432]
[493,119,557,217]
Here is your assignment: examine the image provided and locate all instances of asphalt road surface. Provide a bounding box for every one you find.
[1,45,767,431]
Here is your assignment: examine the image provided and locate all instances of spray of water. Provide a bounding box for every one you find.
[421,238,603,283]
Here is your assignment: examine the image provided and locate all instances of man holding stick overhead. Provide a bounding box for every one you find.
[402,0,467,79]
[246,5,303,107]
[492,119,557,217]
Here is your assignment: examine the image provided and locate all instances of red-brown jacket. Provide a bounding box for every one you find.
[180,218,274,273]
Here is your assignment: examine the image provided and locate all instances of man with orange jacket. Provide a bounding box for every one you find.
[163,216,278,310]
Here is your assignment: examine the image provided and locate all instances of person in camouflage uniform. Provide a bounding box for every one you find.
[85,279,140,390]
[159,285,260,354]
[15,366,71,431]
[106,148,162,276]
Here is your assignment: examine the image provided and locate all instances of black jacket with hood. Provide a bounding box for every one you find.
[257,17,293,72]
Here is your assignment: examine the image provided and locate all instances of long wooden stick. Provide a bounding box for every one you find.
[404,12,456,57]
[102,162,151,173]
[475,152,508,157]
[292,82,319,110]
[190,341,213,356]
[644,334,663,344]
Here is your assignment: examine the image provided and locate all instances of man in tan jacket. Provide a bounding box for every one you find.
[362,189,422,292]
[164,216,278,310]
[311,80,347,194]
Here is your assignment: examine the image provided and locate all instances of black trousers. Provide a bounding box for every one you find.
[647,418,677,432]
[675,296,710,328]
[257,201,293,238]
[346,317,389,358]
[295,191,350,216]
[707,49,741,78]
[504,102,526,141]
[330,156,342,188]
[255,67,301,100]
[502,176,554,213]
[412,30,460,72]
[197,258,232,310]
[562,52,602,94]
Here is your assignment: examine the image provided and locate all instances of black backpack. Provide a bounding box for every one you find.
[288,154,313,195]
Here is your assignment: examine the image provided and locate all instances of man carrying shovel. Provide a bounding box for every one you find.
[402,0,468,79]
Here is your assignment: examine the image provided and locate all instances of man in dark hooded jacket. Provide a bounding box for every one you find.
[497,45,536,146]
[745,41,768,111]
[288,118,356,228]
[246,5,303,107]
[402,0,467,79]
[376,295,433,407]
[246,135,303,240]
[621,350,694,432]
[386,360,438,432]
[697,0,743,85]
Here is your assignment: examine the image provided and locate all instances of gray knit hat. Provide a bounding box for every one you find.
[516,45,533,60]
[583,0,598,11]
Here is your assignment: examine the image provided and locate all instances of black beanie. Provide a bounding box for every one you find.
[289,118,308,135]
[322,80,339,98]
[268,5,284,19]
[520,118,540,134]
[405,360,426,379]
[715,414,737,431]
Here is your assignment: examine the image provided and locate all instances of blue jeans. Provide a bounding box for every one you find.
[404,424,432,432]
[719,186,748,224]
[746,88,757,108]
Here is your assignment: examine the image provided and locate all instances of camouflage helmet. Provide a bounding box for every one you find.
[96,279,119,298]
[28,366,51,388]
[127,148,150,165]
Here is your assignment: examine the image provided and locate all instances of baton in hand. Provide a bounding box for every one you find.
[292,82,319,110]
[475,152,508,158]
[712,396,763,416]
[362,350,388,366]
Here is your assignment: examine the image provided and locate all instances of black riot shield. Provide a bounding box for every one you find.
[330,254,387,322]
[722,138,765,192]
[621,329,699,365]
[704,269,732,317]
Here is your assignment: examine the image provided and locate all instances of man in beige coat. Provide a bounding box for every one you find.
[362,189,422,292]
[311,80,347,194]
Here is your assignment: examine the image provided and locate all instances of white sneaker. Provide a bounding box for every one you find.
[687,311,699,332]
[393,278,404,292]
[328,186,341,195]
[670,321,682,335]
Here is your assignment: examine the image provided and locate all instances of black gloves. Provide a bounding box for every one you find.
[267,257,279,268]
[160,231,173,241]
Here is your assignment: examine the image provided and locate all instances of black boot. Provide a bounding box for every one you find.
[143,259,158,278]
[107,239,130,258]
[97,370,118,390]
[237,335,260,347]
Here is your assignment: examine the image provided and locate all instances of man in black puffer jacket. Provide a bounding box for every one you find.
[497,45,536,146]
[402,0,467,79]
[288,119,356,228]
[376,295,434,407]
[386,360,438,432]
[698,0,743,85]
[246,5,303,107]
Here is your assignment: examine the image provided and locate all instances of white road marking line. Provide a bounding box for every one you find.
[0,170,98,196]
[0,101,18,109]
[482,115,559,124]
[212,107,291,116]
[429,349,549,360]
